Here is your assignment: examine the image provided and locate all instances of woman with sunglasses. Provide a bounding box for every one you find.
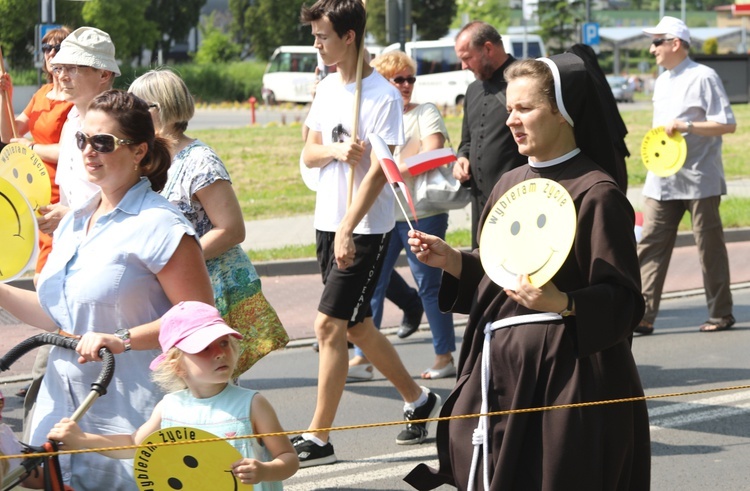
[347,50,457,381]
[0,89,214,491]
[128,68,285,376]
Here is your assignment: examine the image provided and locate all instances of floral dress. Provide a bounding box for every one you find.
[162,140,288,376]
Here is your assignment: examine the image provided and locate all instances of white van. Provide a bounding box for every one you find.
[261,46,319,104]
[381,34,546,107]
[261,44,382,104]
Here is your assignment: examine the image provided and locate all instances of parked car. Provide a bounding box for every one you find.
[606,75,635,103]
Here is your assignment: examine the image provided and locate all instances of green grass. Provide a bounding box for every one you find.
[191,104,750,260]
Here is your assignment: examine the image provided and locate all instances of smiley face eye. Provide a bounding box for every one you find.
[12,168,19,179]
[510,221,521,235]
[537,214,546,228]
[26,173,33,184]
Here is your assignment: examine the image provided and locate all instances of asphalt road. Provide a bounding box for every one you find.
[2,287,748,490]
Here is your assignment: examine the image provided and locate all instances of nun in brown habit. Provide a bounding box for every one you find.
[404,53,651,490]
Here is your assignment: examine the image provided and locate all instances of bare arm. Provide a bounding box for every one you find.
[334,145,389,269]
[48,403,163,459]
[666,119,737,138]
[231,394,299,485]
[75,235,215,361]
[11,140,61,163]
[193,180,246,260]
[0,284,57,330]
[408,229,463,279]
[302,129,364,169]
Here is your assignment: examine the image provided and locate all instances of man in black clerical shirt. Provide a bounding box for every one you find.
[454,21,527,248]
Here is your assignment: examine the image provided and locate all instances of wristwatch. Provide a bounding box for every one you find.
[558,294,575,317]
[686,120,693,133]
[114,328,132,352]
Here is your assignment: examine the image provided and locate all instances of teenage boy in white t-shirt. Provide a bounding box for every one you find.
[295,0,441,468]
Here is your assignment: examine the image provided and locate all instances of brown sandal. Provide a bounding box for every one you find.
[699,314,735,332]
[634,321,654,335]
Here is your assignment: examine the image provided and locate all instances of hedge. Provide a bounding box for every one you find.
[115,60,267,103]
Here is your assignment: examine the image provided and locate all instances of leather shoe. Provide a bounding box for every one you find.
[397,306,424,339]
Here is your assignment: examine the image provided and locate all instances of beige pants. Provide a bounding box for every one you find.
[637,196,733,324]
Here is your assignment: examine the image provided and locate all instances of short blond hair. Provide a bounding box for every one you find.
[151,336,240,393]
[370,51,416,80]
[128,68,195,135]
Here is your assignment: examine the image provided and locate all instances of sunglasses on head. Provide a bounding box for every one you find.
[651,37,676,47]
[75,131,136,153]
[390,76,417,85]
[41,43,62,54]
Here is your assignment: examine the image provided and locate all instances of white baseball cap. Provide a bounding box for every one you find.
[643,16,690,43]
[51,27,120,76]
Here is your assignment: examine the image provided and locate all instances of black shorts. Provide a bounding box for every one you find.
[316,230,391,327]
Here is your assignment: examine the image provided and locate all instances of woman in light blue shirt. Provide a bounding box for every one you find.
[0,90,214,491]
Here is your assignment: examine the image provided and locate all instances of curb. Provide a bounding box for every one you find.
[255,227,750,278]
[9,228,750,292]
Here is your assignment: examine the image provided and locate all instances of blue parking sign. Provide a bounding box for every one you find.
[583,22,600,46]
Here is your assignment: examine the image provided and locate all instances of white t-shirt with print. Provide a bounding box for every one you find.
[306,70,404,234]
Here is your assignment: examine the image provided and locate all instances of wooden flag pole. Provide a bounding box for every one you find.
[0,46,19,139]
[346,0,367,208]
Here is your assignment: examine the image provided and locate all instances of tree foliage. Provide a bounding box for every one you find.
[231,0,311,61]
[145,0,207,59]
[455,0,511,32]
[536,0,584,54]
[194,13,242,64]
[0,0,190,69]
[81,0,160,62]
[0,0,37,67]
[368,0,457,45]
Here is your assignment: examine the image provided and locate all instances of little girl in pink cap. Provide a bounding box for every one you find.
[47,301,298,489]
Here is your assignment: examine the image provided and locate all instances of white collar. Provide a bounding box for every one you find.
[528,148,581,168]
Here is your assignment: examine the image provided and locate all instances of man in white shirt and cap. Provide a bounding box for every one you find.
[637,16,737,335]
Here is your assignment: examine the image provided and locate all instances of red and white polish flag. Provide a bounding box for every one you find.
[404,147,457,176]
[368,133,418,225]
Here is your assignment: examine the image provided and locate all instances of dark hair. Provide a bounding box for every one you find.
[301,0,366,49]
[457,20,503,49]
[87,89,172,192]
[42,26,72,83]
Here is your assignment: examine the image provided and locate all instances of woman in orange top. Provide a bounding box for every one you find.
[0,26,73,276]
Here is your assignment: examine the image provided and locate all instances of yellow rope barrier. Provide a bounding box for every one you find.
[2,382,749,461]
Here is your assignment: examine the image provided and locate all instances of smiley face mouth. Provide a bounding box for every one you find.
[499,248,555,277]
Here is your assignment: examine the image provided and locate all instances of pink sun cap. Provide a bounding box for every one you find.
[149,301,242,370]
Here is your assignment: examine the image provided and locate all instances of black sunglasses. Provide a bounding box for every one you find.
[41,43,62,54]
[651,38,676,47]
[391,76,417,85]
[75,131,135,153]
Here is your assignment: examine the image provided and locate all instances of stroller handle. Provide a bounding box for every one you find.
[0,332,115,397]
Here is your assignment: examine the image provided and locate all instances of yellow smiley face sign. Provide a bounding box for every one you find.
[0,142,52,213]
[479,178,576,289]
[0,177,38,283]
[640,126,687,177]
[135,427,253,491]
